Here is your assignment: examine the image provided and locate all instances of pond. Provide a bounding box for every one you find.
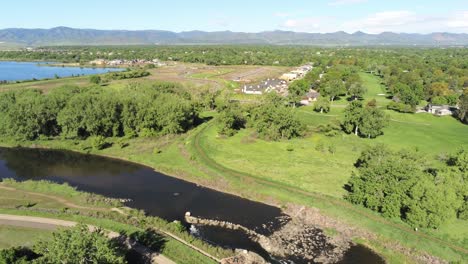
[0,147,385,263]
[0,61,123,82]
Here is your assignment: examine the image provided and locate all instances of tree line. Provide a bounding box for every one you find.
[218,93,306,141]
[0,82,200,141]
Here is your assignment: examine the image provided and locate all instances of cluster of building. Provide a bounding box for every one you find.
[279,64,314,82]
[88,59,166,67]
[241,79,288,95]
[241,64,314,95]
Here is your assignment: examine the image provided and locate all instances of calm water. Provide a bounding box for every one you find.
[0,147,384,263]
[0,61,122,82]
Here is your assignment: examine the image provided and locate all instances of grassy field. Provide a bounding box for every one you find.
[0,225,53,249]
[0,76,90,93]
[360,72,389,104]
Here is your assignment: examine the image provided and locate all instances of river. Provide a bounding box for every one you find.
[0,61,123,82]
[0,147,384,263]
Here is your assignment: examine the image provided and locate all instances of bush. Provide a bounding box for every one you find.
[153,147,162,154]
[387,101,415,113]
[91,136,107,150]
[89,75,101,84]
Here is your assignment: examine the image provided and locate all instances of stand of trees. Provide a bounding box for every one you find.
[0,83,200,141]
[218,94,305,141]
[458,92,468,124]
[342,101,389,138]
[346,146,467,228]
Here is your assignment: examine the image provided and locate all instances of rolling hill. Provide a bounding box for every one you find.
[1,27,468,46]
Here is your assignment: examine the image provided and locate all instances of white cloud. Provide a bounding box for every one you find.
[281,17,329,32]
[329,0,367,6]
[280,10,468,34]
[342,10,419,33]
[446,11,468,29]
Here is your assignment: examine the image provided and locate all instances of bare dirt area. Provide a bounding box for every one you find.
[146,63,290,89]
[221,65,291,83]
[146,63,225,89]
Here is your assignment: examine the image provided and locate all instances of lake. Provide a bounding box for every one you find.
[0,147,385,263]
[0,61,123,82]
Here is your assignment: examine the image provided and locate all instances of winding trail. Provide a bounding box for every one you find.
[0,214,175,264]
[191,122,468,256]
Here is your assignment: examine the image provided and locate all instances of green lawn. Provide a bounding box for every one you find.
[360,72,389,104]
[0,225,53,249]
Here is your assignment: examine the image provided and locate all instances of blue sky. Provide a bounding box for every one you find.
[2,0,467,33]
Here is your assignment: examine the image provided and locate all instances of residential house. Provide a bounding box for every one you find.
[300,89,320,105]
[89,59,106,66]
[280,73,298,81]
[425,104,453,116]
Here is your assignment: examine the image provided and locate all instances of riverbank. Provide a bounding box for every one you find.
[0,179,229,263]
[0,121,466,263]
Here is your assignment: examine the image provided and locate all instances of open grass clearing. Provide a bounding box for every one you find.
[0,225,53,249]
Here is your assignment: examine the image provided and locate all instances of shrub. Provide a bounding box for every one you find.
[91,135,107,150]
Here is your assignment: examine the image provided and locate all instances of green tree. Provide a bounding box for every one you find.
[218,103,246,136]
[250,101,305,141]
[342,101,388,138]
[348,82,367,100]
[89,75,102,85]
[342,101,364,136]
[288,79,310,106]
[458,93,468,124]
[346,146,465,228]
[359,106,389,138]
[321,80,346,102]
[313,96,331,113]
[393,83,420,107]
[33,224,126,264]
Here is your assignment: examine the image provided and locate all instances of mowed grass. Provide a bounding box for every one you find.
[0,188,70,210]
[0,225,53,249]
[198,73,468,199]
[360,72,390,104]
[199,124,363,197]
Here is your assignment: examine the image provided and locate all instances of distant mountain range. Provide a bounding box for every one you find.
[1,27,468,47]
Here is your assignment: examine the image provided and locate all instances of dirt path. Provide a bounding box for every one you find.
[0,214,175,264]
[0,184,222,263]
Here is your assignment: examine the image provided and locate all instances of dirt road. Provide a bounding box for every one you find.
[0,214,175,264]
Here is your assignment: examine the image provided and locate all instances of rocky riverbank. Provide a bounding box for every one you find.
[258,218,350,263]
[185,211,351,263]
